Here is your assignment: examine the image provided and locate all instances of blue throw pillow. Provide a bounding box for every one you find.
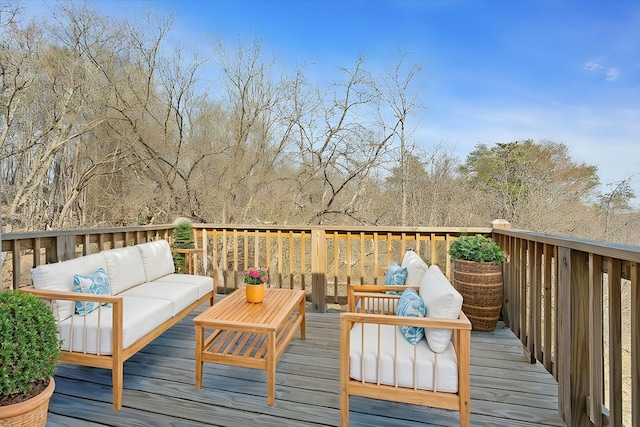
[396,288,426,344]
[73,268,112,316]
[385,263,408,294]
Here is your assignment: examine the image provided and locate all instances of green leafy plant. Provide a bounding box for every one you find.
[244,267,268,285]
[171,222,194,273]
[0,291,60,404]
[448,235,505,264]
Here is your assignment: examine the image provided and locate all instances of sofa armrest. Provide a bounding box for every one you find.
[20,286,122,305]
[20,287,125,355]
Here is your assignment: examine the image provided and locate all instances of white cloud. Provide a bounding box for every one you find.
[584,60,604,71]
[606,68,620,81]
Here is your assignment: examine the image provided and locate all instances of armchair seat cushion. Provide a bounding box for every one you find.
[348,322,458,393]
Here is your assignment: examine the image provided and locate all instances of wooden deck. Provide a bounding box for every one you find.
[45,303,566,427]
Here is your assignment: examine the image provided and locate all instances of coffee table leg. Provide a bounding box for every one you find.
[267,330,276,405]
[299,295,306,340]
[195,324,203,389]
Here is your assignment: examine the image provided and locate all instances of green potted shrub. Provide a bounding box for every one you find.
[171,222,195,273]
[448,235,505,331]
[0,291,60,426]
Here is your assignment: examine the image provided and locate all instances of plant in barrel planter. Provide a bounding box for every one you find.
[448,235,505,331]
[0,291,60,426]
[244,267,268,303]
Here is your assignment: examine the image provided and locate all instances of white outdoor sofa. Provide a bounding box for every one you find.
[21,239,214,410]
[341,251,471,426]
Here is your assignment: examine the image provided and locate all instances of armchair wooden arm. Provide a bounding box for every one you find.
[347,284,419,312]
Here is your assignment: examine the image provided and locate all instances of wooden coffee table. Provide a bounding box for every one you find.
[194,288,306,405]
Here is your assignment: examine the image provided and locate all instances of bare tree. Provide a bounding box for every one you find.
[205,35,298,224]
[287,56,398,225]
[378,52,423,226]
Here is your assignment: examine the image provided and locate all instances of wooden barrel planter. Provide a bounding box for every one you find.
[452,259,503,331]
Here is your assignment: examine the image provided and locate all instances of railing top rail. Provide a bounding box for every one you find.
[1,224,176,240]
[1,223,494,243]
[493,227,640,263]
[192,223,493,234]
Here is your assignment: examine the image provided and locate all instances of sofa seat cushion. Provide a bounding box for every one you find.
[420,265,464,353]
[401,251,429,286]
[58,296,172,355]
[153,274,213,299]
[120,281,199,316]
[136,240,175,282]
[103,246,147,294]
[349,322,458,393]
[31,252,108,322]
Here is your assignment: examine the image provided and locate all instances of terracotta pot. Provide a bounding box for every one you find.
[245,284,265,303]
[0,377,55,427]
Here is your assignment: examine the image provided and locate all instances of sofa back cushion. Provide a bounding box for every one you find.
[136,240,175,282]
[401,250,429,286]
[31,252,108,322]
[103,246,146,294]
[419,265,463,353]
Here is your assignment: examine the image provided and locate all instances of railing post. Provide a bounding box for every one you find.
[632,262,639,427]
[311,229,327,313]
[491,219,511,328]
[557,247,592,426]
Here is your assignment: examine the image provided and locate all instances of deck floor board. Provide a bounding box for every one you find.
[46,304,566,426]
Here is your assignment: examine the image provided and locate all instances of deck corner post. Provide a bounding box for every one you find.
[557,247,592,427]
[311,228,327,313]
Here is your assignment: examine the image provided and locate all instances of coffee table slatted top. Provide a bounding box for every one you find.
[194,288,305,331]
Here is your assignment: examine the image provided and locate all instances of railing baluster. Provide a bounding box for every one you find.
[589,253,603,427]
[631,262,639,427]
[608,258,623,426]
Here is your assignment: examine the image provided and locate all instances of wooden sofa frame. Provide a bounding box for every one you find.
[341,284,471,427]
[20,287,214,410]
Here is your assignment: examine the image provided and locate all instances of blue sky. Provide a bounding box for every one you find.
[26,0,640,200]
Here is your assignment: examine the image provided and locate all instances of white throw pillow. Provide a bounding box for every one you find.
[401,250,429,286]
[419,265,463,353]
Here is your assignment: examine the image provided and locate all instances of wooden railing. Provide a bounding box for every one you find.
[0,223,491,307]
[2,222,638,426]
[494,228,639,427]
[190,224,491,311]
